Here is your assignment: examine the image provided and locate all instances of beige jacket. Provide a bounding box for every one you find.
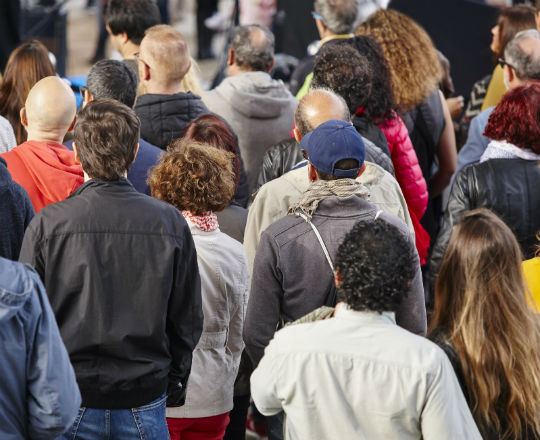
[166,220,249,418]
[244,161,413,271]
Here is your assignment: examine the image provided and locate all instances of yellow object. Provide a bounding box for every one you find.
[523,257,540,313]
[481,65,506,111]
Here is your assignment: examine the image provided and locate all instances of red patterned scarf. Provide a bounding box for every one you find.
[181,211,219,232]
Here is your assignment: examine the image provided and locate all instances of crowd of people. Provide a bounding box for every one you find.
[0,0,540,439]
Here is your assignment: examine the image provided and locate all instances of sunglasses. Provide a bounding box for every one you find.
[498,57,516,70]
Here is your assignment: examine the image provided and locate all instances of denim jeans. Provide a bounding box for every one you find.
[59,393,170,440]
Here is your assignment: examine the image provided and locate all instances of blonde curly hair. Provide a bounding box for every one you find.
[357,9,442,113]
[148,140,236,215]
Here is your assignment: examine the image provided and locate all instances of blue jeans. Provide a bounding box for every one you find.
[59,394,170,440]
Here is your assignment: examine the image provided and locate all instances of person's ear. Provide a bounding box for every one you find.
[120,31,129,45]
[314,17,327,38]
[83,90,94,106]
[356,162,366,178]
[72,141,81,164]
[141,61,151,81]
[334,270,342,288]
[68,115,77,132]
[307,162,318,181]
[266,58,275,73]
[20,107,28,127]
[131,143,140,165]
[293,126,302,142]
[227,48,234,66]
[506,65,516,85]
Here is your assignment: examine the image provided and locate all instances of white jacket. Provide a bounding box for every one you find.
[166,220,249,418]
[252,306,482,440]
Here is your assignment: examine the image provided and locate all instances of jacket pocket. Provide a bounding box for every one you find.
[197,329,228,349]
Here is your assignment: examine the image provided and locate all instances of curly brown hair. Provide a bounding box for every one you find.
[357,9,442,113]
[148,140,236,215]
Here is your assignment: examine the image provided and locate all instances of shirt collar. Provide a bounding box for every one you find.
[334,304,396,325]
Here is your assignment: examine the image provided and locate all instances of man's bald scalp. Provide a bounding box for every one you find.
[295,88,350,137]
[25,76,76,133]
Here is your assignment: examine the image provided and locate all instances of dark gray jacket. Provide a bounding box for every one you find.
[244,195,427,366]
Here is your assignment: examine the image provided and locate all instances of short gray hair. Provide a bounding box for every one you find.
[313,0,360,34]
[504,29,540,81]
[87,60,138,108]
[230,25,275,72]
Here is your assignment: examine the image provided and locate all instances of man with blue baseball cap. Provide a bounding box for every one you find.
[244,119,425,436]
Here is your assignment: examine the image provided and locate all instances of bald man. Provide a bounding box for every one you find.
[1,76,83,212]
[134,24,212,149]
[203,25,298,193]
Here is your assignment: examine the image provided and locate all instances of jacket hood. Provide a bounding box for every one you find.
[215,72,296,119]
[0,258,33,322]
[11,141,83,201]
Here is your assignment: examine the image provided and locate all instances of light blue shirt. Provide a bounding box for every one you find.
[456,106,494,175]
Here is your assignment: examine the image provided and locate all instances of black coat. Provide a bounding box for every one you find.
[135,92,210,150]
[19,178,203,409]
[0,157,34,260]
[429,158,540,285]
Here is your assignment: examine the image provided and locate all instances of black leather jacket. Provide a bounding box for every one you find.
[429,158,540,285]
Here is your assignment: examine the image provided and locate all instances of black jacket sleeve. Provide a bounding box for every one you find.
[428,167,473,289]
[166,226,203,406]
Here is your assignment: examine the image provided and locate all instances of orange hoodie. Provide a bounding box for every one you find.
[1,141,84,212]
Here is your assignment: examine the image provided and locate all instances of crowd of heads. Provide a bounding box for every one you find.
[1,1,540,439]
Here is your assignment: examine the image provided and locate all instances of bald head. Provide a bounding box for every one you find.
[229,25,275,73]
[24,76,76,137]
[139,25,191,91]
[295,88,350,137]
[504,30,540,82]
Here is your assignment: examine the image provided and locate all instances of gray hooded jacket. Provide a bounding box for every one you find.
[204,71,298,193]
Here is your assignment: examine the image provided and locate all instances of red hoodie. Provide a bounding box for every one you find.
[1,141,83,212]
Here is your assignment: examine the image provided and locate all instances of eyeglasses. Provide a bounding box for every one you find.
[79,86,88,97]
[301,149,309,160]
[311,11,323,21]
[134,52,151,70]
[498,57,516,70]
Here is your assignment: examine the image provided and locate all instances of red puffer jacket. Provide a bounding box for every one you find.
[379,114,430,264]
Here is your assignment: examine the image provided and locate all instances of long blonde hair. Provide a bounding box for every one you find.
[430,209,540,439]
[356,9,442,113]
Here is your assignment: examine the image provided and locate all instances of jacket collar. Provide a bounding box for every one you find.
[334,303,396,325]
[69,177,134,198]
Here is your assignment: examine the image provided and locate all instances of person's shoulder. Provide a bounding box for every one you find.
[0,257,40,316]
[137,138,162,160]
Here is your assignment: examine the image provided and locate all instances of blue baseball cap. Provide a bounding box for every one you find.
[299,119,366,178]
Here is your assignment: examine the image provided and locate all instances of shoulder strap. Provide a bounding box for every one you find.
[297,212,334,271]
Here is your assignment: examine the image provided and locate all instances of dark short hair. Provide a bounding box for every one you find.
[484,84,540,153]
[313,159,359,181]
[104,0,161,45]
[230,25,274,72]
[342,36,396,122]
[148,141,236,215]
[312,43,372,114]
[86,59,137,108]
[334,219,416,312]
[313,0,359,34]
[74,98,140,180]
